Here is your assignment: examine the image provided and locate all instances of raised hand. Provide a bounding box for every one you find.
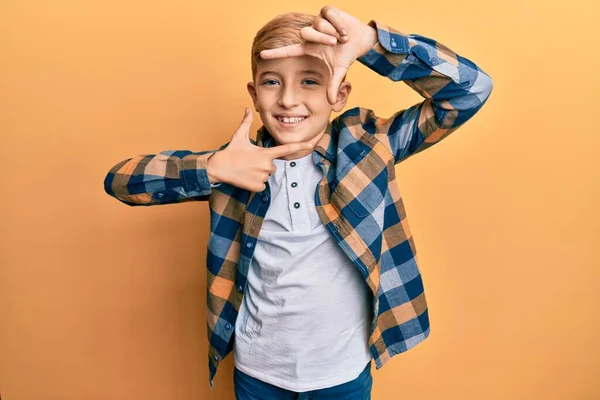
[260,5,377,104]
[207,108,315,192]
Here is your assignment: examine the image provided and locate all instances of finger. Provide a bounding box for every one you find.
[300,26,338,46]
[232,107,253,142]
[312,18,347,42]
[320,5,347,37]
[263,141,314,159]
[314,18,349,43]
[260,44,306,60]
[327,67,347,105]
[261,160,277,174]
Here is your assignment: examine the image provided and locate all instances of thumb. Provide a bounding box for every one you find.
[231,107,253,144]
[327,67,347,105]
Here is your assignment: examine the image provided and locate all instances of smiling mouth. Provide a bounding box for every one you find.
[275,116,308,125]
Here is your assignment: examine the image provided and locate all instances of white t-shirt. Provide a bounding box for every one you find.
[234,152,373,392]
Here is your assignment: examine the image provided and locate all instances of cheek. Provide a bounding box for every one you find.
[257,95,276,111]
[309,102,333,117]
[306,94,330,110]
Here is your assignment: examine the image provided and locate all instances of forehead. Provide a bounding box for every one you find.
[256,55,329,77]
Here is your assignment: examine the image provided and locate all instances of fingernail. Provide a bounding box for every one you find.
[341,28,347,36]
[329,38,337,45]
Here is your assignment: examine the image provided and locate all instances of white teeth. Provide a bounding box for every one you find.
[277,116,306,123]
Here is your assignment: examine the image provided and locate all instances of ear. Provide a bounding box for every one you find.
[247,81,259,111]
[332,81,352,113]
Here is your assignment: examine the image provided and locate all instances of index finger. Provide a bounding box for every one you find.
[260,43,306,60]
[320,6,347,36]
[263,141,314,159]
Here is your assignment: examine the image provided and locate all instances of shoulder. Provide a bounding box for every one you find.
[332,106,380,136]
[333,106,378,128]
[332,107,396,161]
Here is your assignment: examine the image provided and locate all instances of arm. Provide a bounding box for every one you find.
[104,106,317,205]
[356,21,494,164]
[104,144,228,206]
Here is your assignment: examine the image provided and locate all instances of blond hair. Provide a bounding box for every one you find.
[250,12,315,80]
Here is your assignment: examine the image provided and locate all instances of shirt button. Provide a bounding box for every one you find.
[156,193,164,198]
[213,355,219,361]
[225,323,231,330]
[391,39,397,47]
[290,161,296,167]
[246,242,253,248]
[294,202,300,209]
[431,57,439,65]
[237,285,243,292]
[291,182,297,188]
[262,196,269,202]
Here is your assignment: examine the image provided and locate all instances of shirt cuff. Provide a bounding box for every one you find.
[180,152,218,194]
[359,20,410,57]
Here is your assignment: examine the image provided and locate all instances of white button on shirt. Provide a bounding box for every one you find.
[234,152,373,392]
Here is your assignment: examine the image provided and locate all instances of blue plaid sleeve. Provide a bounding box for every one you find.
[357,21,494,164]
[104,143,229,206]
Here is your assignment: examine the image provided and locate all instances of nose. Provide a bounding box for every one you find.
[277,84,300,109]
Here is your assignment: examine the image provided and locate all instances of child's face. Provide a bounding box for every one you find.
[247,55,351,158]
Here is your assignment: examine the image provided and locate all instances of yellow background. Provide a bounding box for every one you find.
[1,0,598,399]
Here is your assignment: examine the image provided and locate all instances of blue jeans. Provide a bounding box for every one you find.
[233,361,373,400]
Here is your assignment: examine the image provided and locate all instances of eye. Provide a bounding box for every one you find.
[262,79,279,85]
[302,79,319,85]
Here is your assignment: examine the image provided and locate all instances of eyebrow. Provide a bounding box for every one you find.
[258,70,325,79]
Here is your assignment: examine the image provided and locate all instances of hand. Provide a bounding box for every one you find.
[260,5,377,104]
[207,108,314,192]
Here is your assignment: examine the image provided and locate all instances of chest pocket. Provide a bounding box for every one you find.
[331,144,390,218]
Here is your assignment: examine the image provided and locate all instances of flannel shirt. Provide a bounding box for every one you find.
[103,20,493,388]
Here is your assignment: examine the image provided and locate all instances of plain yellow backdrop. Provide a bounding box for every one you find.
[1,0,598,399]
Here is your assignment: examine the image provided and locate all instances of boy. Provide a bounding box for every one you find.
[104,5,493,399]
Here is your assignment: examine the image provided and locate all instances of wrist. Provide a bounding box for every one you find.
[206,152,221,184]
[358,25,378,58]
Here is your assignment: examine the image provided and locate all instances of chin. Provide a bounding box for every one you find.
[268,128,305,143]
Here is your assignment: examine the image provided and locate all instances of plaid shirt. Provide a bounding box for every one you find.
[104,20,493,388]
